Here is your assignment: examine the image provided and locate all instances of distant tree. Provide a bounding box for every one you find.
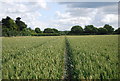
[2,28,9,36]
[2,16,18,30]
[64,31,70,35]
[16,17,21,21]
[103,24,114,34]
[114,28,120,34]
[0,21,2,36]
[52,28,59,33]
[15,17,27,31]
[2,16,18,36]
[35,27,42,33]
[43,28,54,33]
[84,25,98,34]
[2,16,34,36]
[90,27,98,34]
[71,25,83,34]
[98,27,108,34]
[59,31,70,35]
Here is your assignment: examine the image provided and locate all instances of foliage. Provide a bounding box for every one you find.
[2,16,31,36]
[43,28,59,33]
[52,28,59,33]
[59,31,70,35]
[103,24,114,34]
[35,27,42,33]
[69,25,118,35]
[84,25,98,34]
[114,28,120,34]
[70,25,83,34]
[1,16,119,36]
[31,33,60,36]
[15,17,27,31]
[98,27,108,34]
[2,16,18,30]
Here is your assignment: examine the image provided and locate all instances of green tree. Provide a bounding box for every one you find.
[15,17,27,31]
[59,31,69,35]
[2,16,18,30]
[2,16,33,36]
[2,16,18,36]
[103,24,114,34]
[71,25,83,34]
[98,27,108,34]
[2,28,9,36]
[52,28,59,33]
[84,25,98,34]
[114,28,120,34]
[35,27,42,33]
[43,28,54,33]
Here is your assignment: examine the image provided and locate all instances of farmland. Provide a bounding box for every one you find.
[2,35,119,79]
[67,35,119,79]
[2,36,65,79]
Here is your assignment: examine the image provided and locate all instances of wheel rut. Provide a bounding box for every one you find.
[64,36,77,80]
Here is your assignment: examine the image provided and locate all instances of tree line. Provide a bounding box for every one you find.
[69,25,120,35]
[2,16,33,36]
[1,16,120,37]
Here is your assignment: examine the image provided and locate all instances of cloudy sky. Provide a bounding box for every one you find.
[0,0,119,30]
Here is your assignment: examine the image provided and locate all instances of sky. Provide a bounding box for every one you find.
[0,0,119,31]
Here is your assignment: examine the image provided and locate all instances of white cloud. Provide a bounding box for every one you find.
[0,1,118,30]
[36,0,47,9]
[0,0,48,30]
[56,17,92,25]
[54,11,93,29]
[56,11,71,19]
[6,4,29,13]
[101,14,118,24]
[56,2,118,29]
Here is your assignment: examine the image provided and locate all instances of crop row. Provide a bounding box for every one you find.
[2,36,58,63]
[2,35,119,79]
[67,35,119,79]
[2,36,65,79]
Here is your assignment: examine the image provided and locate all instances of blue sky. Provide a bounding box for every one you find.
[0,0,118,30]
